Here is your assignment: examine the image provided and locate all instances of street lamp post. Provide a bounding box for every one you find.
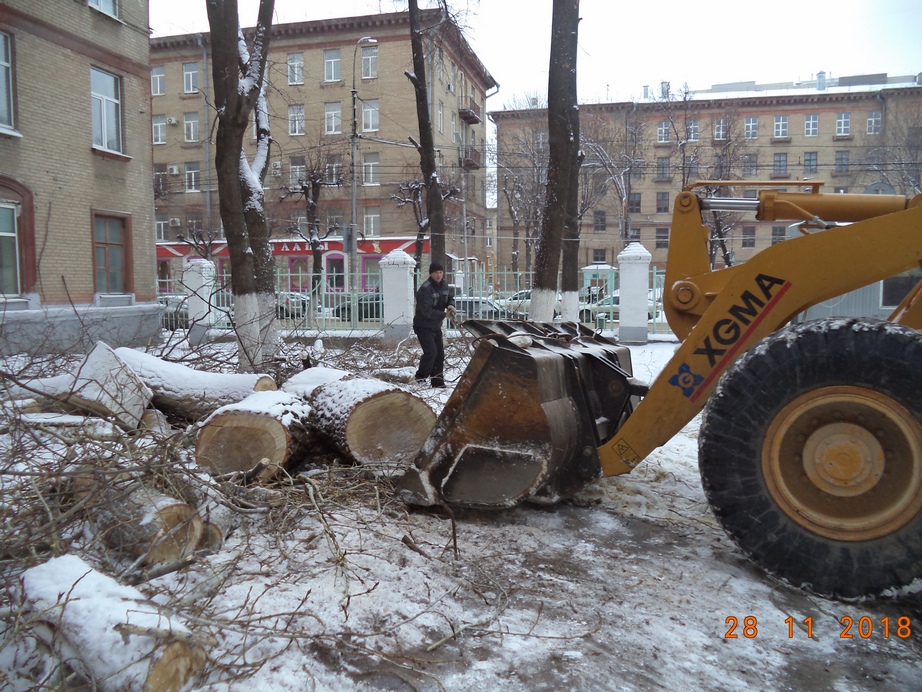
[349,36,377,312]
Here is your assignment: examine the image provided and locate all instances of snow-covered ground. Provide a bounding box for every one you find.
[1,335,920,690]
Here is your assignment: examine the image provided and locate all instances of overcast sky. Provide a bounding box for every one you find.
[149,0,922,107]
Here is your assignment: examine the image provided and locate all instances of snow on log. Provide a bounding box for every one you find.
[2,343,152,430]
[307,378,435,465]
[86,478,203,566]
[195,390,312,477]
[280,366,349,398]
[22,554,206,691]
[113,347,277,421]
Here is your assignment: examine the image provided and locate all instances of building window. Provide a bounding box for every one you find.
[592,248,606,263]
[290,156,306,187]
[89,0,117,18]
[363,206,380,236]
[773,115,788,138]
[324,102,341,134]
[90,67,122,153]
[438,101,444,133]
[183,62,198,94]
[744,116,758,139]
[184,162,200,191]
[362,152,380,185]
[0,32,10,130]
[867,111,882,135]
[152,115,166,144]
[771,225,786,245]
[835,150,849,173]
[686,119,699,142]
[327,257,344,290]
[183,111,199,142]
[656,191,669,213]
[593,210,606,233]
[804,151,818,175]
[836,112,850,136]
[657,120,669,143]
[0,203,19,294]
[327,209,344,233]
[741,226,755,248]
[714,154,727,178]
[656,157,670,180]
[743,154,758,177]
[150,65,165,96]
[773,153,787,176]
[655,227,669,249]
[153,163,168,198]
[93,215,127,293]
[362,45,378,79]
[155,214,169,242]
[714,118,728,141]
[628,193,641,214]
[324,49,341,82]
[686,158,699,180]
[804,114,818,137]
[362,99,379,132]
[289,104,305,136]
[287,53,304,85]
[325,155,342,184]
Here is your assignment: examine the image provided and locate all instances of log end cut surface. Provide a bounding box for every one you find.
[345,392,436,464]
[147,640,207,692]
[196,413,289,475]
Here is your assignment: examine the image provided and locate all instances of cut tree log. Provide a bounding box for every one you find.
[114,347,276,421]
[84,477,202,566]
[2,342,152,430]
[307,378,435,465]
[22,554,207,692]
[195,390,313,477]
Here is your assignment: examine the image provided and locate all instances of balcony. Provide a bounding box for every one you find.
[459,98,482,125]
[462,146,482,170]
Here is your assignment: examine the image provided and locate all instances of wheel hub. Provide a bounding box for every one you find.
[803,422,884,497]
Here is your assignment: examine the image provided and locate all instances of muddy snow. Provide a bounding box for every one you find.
[1,335,920,690]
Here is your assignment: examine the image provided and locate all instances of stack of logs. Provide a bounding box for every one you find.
[5,342,436,690]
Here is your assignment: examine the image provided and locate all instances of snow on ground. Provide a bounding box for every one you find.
[1,335,921,690]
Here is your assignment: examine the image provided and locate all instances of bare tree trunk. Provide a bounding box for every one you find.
[206,0,277,371]
[407,0,447,266]
[532,0,581,322]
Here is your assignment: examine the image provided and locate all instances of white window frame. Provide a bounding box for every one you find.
[362,152,380,186]
[324,49,341,82]
[867,111,882,135]
[152,114,166,144]
[438,101,444,133]
[91,66,122,153]
[744,116,758,139]
[362,99,379,132]
[289,104,305,136]
[289,157,306,187]
[804,151,818,175]
[183,112,198,142]
[287,53,304,85]
[657,120,669,143]
[714,118,728,141]
[363,206,381,236]
[150,65,165,97]
[184,162,200,192]
[804,114,818,137]
[835,150,849,173]
[324,102,341,134]
[0,202,20,295]
[89,0,117,18]
[155,214,169,242]
[686,119,699,142]
[325,157,342,184]
[836,112,851,136]
[183,62,198,94]
[773,115,788,138]
[362,45,378,79]
[1,31,14,129]
[773,152,787,175]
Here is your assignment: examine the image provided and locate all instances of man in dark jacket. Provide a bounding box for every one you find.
[413,261,455,387]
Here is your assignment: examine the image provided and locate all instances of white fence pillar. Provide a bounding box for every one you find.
[617,242,652,344]
[183,258,216,346]
[380,250,416,345]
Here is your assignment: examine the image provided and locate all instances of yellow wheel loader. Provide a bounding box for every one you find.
[397,181,922,599]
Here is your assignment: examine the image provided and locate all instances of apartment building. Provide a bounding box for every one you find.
[150,8,496,293]
[0,0,158,354]
[492,72,922,273]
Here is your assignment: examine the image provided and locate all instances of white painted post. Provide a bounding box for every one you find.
[380,249,416,345]
[617,242,652,344]
[183,258,216,346]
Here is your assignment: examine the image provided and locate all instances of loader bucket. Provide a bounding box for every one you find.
[395,321,637,509]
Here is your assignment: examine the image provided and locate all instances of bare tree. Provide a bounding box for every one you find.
[392,178,460,270]
[531,0,580,322]
[206,0,276,371]
[861,99,922,196]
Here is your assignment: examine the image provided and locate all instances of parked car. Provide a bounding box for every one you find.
[578,291,658,322]
[496,289,562,318]
[450,296,526,326]
[277,291,311,319]
[333,293,382,321]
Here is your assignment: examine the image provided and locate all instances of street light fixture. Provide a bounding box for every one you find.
[349,36,377,310]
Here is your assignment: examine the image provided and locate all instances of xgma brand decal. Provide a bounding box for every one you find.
[668,273,792,401]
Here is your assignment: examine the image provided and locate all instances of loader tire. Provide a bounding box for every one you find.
[699,318,922,599]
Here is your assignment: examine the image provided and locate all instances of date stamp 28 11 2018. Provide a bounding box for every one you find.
[724,615,912,640]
